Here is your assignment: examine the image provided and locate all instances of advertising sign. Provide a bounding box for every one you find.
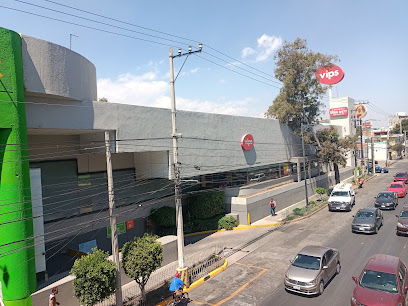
[355,104,367,119]
[107,222,126,238]
[241,134,254,150]
[126,219,134,230]
[283,163,289,176]
[329,107,348,117]
[315,65,345,85]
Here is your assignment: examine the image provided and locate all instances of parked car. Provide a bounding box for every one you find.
[351,208,383,234]
[351,254,408,306]
[284,245,340,296]
[374,191,398,210]
[387,181,407,198]
[394,172,408,184]
[249,173,265,183]
[396,205,408,235]
[328,182,355,212]
[367,165,388,173]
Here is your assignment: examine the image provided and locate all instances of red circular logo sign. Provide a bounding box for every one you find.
[315,65,345,85]
[241,134,254,150]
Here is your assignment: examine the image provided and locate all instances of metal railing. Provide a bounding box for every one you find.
[97,245,224,306]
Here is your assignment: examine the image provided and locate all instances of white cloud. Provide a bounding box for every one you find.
[97,73,262,117]
[242,47,255,58]
[241,34,282,62]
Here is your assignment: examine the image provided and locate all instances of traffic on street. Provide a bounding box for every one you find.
[187,159,408,305]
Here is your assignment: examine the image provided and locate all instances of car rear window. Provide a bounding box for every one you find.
[396,173,407,178]
[377,193,393,199]
[389,184,402,189]
[359,269,398,294]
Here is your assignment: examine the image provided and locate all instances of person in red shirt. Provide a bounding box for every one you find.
[269,198,277,216]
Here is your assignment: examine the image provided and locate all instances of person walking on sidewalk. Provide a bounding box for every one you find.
[49,287,60,306]
[269,198,277,216]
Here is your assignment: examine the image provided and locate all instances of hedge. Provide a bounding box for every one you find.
[187,191,225,220]
[151,206,176,228]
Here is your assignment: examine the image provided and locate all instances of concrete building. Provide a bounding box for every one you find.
[1,27,339,294]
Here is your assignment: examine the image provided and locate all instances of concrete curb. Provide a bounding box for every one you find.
[155,258,228,306]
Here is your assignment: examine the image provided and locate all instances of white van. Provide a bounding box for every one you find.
[328,182,355,212]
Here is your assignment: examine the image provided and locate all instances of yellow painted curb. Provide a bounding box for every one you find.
[155,258,228,306]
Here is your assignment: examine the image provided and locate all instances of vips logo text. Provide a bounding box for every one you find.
[315,65,345,85]
[241,134,254,151]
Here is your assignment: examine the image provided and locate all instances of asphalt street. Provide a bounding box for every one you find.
[187,159,408,306]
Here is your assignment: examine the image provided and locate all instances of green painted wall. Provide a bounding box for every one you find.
[0,27,36,304]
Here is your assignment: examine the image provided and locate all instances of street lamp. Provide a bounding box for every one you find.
[300,101,309,210]
[169,44,202,270]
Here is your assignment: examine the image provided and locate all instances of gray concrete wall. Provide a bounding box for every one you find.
[22,35,97,102]
[229,168,353,225]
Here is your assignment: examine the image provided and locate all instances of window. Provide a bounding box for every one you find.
[325,250,334,261]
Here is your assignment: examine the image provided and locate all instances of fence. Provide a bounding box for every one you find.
[97,245,224,306]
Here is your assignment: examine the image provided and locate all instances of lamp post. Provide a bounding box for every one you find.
[300,101,309,209]
[169,44,202,269]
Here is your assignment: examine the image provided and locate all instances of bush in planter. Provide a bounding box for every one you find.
[315,188,326,200]
[218,216,237,230]
[194,214,224,232]
[293,208,304,216]
[151,206,176,228]
[286,215,295,221]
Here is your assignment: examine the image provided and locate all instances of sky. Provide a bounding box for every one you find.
[1,0,407,128]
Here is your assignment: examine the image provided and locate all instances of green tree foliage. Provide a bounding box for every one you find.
[315,187,326,200]
[391,119,408,134]
[392,143,404,155]
[316,126,356,184]
[70,248,117,306]
[122,234,163,304]
[266,38,338,134]
[187,191,225,219]
[218,216,237,230]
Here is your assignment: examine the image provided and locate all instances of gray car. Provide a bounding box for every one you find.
[374,191,398,210]
[351,208,383,234]
[284,246,341,296]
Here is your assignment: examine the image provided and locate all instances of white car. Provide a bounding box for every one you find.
[328,182,355,212]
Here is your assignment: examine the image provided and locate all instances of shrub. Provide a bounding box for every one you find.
[218,216,237,230]
[309,200,316,205]
[122,234,163,304]
[151,206,176,228]
[193,214,224,232]
[70,248,116,306]
[315,188,326,200]
[293,208,304,216]
[286,215,295,221]
[187,191,225,219]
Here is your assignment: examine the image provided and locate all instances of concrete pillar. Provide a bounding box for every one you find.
[297,160,301,182]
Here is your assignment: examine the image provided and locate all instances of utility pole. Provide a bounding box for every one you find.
[69,34,78,50]
[105,131,122,306]
[385,115,391,167]
[300,102,309,210]
[371,137,375,174]
[359,118,364,173]
[169,44,202,270]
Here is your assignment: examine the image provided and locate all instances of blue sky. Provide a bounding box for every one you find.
[1,0,407,128]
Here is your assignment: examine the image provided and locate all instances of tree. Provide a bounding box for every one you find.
[266,38,338,134]
[122,234,163,304]
[70,248,117,306]
[98,97,108,102]
[315,187,326,200]
[391,119,408,134]
[316,126,356,184]
[392,143,404,156]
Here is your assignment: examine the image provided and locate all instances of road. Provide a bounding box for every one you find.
[187,160,408,306]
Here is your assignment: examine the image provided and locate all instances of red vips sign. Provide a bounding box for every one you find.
[329,107,348,117]
[241,134,254,150]
[315,65,345,85]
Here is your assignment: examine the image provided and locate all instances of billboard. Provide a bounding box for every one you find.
[315,65,345,85]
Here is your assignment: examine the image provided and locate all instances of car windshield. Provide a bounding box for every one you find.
[389,184,402,189]
[396,173,407,178]
[359,270,399,294]
[400,211,408,219]
[356,211,374,218]
[331,191,349,197]
[377,193,393,199]
[292,254,321,270]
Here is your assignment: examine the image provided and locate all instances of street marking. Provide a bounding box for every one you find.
[210,263,267,306]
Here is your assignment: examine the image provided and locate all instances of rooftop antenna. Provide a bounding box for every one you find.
[70,34,79,50]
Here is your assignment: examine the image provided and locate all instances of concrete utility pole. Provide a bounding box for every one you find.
[359,119,364,173]
[105,131,123,306]
[169,44,202,269]
[300,102,309,209]
[385,115,391,167]
[371,137,375,174]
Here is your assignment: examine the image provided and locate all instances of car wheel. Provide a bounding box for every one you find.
[380,218,383,227]
[336,262,341,275]
[374,225,378,234]
[318,281,324,295]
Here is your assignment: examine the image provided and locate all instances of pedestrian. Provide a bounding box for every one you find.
[269,198,277,216]
[49,287,60,306]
